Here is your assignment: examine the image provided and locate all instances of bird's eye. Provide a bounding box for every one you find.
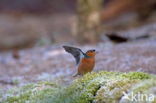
[86,49,95,53]
[91,50,95,52]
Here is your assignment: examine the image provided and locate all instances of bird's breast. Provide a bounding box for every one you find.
[78,57,95,70]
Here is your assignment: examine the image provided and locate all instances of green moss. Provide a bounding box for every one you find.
[1,71,155,103]
[1,82,60,103]
[121,72,152,80]
[41,71,154,103]
[120,79,156,103]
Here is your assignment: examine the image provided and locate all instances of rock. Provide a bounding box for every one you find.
[1,71,156,103]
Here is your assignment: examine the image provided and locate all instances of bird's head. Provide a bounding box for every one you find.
[85,49,96,57]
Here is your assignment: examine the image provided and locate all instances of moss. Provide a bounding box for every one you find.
[1,71,155,103]
[1,82,60,103]
[120,79,156,103]
[38,71,154,103]
[94,79,139,103]
[121,72,152,80]
[46,72,108,103]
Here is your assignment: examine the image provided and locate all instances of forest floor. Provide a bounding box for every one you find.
[0,34,156,91]
[0,14,156,92]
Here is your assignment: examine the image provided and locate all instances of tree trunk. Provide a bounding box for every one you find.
[77,0,103,43]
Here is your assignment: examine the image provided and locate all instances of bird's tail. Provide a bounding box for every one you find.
[72,72,80,77]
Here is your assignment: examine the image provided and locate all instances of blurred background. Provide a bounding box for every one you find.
[0,0,156,49]
[0,0,156,89]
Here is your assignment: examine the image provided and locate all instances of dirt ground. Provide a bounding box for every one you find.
[0,38,156,90]
[0,13,156,91]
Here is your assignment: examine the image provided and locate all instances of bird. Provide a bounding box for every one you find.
[63,45,96,77]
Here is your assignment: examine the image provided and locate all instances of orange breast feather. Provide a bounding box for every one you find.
[78,57,95,75]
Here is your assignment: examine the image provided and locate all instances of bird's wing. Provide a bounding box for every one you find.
[63,46,84,65]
